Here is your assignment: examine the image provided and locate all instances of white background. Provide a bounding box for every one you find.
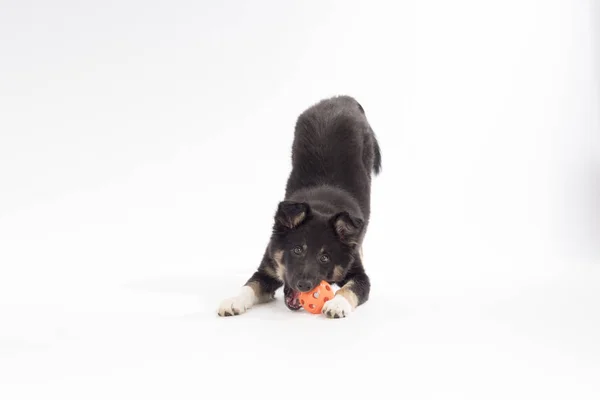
[1,1,599,399]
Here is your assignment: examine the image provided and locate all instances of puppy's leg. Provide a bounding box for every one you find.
[218,250,283,317]
[322,259,370,319]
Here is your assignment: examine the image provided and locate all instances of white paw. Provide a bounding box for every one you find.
[217,286,256,317]
[322,295,352,319]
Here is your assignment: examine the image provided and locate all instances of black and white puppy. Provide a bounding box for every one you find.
[218,95,381,318]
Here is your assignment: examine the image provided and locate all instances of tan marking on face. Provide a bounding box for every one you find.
[292,212,306,227]
[336,281,359,309]
[263,264,279,280]
[332,264,344,282]
[272,250,286,281]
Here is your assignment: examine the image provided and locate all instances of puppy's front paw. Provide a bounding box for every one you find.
[218,296,250,316]
[322,295,352,319]
[217,286,256,317]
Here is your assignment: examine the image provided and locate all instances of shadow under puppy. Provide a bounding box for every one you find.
[218,95,381,318]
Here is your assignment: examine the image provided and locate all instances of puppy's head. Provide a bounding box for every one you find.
[271,201,364,310]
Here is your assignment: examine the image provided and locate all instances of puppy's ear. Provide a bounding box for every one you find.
[331,211,364,246]
[274,201,310,230]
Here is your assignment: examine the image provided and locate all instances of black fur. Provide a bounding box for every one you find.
[233,95,380,318]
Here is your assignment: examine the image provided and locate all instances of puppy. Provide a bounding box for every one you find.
[218,95,381,318]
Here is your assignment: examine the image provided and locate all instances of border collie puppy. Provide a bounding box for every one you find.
[218,95,381,318]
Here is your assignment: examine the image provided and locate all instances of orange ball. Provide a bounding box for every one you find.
[298,281,335,314]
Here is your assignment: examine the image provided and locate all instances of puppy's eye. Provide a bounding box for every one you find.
[319,254,330,264]
[292,246,303,255]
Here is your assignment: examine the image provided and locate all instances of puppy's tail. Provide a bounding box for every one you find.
[373,134,382,175]
[356,99,381,175]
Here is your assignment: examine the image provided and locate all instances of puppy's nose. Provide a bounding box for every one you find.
[296,280,313,292]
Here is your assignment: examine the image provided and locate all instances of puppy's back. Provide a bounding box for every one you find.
[285,95,380,212]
